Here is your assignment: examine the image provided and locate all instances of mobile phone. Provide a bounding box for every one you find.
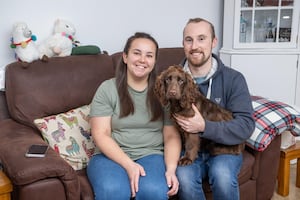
[25,144,49,158]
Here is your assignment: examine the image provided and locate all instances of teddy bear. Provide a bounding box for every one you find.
[10,22,39,65]
[38,19,78,61]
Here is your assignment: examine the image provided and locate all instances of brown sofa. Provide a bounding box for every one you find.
[0,47,281,200]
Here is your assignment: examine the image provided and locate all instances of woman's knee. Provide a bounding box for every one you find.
[136,183,168,200]
[95,183,131,200]
[87,154,131,200]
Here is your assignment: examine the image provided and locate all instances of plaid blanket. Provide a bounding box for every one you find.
[246,96,300,151]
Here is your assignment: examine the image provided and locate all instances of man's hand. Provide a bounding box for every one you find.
[173,104,205,133]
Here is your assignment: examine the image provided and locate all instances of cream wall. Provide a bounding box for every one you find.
[0,0,224,70]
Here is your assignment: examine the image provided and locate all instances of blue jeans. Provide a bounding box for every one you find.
[87,153,169,200]
[176,151,242,200]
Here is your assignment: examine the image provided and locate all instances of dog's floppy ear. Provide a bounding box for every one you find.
[154,69,168,106]
[180,71,197,109]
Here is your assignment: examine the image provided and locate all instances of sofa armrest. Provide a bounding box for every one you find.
[245,134,281,200]
[256,134,281,200]
[0,119,80,199]
[245,145,261,180]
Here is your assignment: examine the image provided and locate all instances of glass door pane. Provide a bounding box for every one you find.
[255,0,279,6]
[240,10,252,43]
[254,10,278,42]
[281,0,294,6]
[277,9,293,42]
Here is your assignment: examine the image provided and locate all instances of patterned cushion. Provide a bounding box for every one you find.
[247,96,300,151]
[34,105,97,170]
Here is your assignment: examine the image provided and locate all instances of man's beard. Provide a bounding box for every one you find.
[189,52,210,68]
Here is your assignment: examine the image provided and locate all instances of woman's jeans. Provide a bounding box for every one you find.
[87,153,169,200]
[176,151,243,200]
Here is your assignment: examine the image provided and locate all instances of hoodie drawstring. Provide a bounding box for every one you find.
[206,78,212,100]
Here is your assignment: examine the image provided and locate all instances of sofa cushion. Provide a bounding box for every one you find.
[77,169,94,200]
[156,47,185,73]
[5,54,115,129]
[247,96,300,151]
[238,150,255,183]
[34,105,98,170]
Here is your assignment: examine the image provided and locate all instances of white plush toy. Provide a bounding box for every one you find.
[10,22,39,64]
[39,19,77,60]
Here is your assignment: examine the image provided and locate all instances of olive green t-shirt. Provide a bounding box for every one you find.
[90,78,172,160]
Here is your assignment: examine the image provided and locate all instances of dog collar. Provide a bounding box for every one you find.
[10,35,37,49]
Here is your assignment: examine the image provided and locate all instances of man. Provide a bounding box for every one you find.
[174,18,255,200]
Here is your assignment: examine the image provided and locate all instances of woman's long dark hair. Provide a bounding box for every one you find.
[115,32,162,121]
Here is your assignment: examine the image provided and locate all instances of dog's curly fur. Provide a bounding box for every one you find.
[154,65,244,165]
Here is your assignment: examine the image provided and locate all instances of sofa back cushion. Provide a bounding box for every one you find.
[5,54,114,128]
[156,47,185,73]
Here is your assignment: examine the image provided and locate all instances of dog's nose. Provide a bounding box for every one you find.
[169,89,177,96]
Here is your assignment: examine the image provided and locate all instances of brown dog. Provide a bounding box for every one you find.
[154,65,244,165]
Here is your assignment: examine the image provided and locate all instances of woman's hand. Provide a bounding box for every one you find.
[92,116,146,197]
[125,162,146,198]
[165,171,179,197]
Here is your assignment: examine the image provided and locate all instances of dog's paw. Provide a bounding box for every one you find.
[178,156,193,166]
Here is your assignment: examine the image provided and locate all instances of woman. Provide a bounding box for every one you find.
[87,32,181,200]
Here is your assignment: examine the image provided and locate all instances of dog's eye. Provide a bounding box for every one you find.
[178,79,184,85]
[165,77,171,84]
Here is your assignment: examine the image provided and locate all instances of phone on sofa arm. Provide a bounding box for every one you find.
[25,144,49,158]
